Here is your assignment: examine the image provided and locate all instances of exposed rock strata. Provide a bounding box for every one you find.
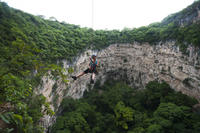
[36,42,200,131]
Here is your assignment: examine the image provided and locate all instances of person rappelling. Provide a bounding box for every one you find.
[71,55,99,84]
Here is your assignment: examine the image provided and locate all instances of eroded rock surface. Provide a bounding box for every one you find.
[36,42,200,131]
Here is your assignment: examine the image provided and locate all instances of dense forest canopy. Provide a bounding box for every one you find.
[0,0,200,132]
[51,81,200,133]
[0,1,200,62]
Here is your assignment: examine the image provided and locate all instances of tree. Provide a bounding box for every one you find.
[64,112,90,133]
[154,103,184,122]
[114,101,134,130]
[147,124,163,133]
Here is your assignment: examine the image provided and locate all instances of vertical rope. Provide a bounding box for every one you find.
[91,0,94,47]
[92,0,94,29]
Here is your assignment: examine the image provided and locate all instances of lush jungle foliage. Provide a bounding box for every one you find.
[0,0,200,132]
[1,1,200,61]
[51,81,200,133]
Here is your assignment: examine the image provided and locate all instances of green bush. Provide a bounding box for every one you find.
[51,81,200,133]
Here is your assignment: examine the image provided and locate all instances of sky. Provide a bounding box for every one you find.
[2,0,196,30]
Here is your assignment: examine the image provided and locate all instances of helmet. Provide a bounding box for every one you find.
[91,55,96,59]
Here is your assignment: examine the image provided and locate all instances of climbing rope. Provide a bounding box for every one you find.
[92,0,94,30]
[91,0,95,48]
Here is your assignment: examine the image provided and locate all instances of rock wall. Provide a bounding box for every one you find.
[36,41,200,132]
[68,42,200,100]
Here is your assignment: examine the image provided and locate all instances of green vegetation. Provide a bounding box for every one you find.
[0,0,200,132]
[162,0,200,25]
[1,1,200,62]
[51,81,200,133]
[0,94,54,133]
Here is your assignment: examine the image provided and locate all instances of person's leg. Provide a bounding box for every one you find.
[90,73,95,84]
[72,72,85,80]
[77,72,85,78]
[72,68,89,80]
[92,73,95,80]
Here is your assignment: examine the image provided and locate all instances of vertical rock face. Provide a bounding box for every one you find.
[36,42,200,132]
[68,42,200,100]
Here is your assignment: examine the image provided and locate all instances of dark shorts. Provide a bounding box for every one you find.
[84,68,98,74]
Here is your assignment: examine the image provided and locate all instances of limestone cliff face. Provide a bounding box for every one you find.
[36,42,200,131]
[68,42,200,100]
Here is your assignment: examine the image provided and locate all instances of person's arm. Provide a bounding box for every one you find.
[89,57,93,63]
[89,58,92,69]
[97,60,99,67]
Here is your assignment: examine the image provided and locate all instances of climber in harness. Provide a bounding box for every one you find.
[72,55,99,84]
